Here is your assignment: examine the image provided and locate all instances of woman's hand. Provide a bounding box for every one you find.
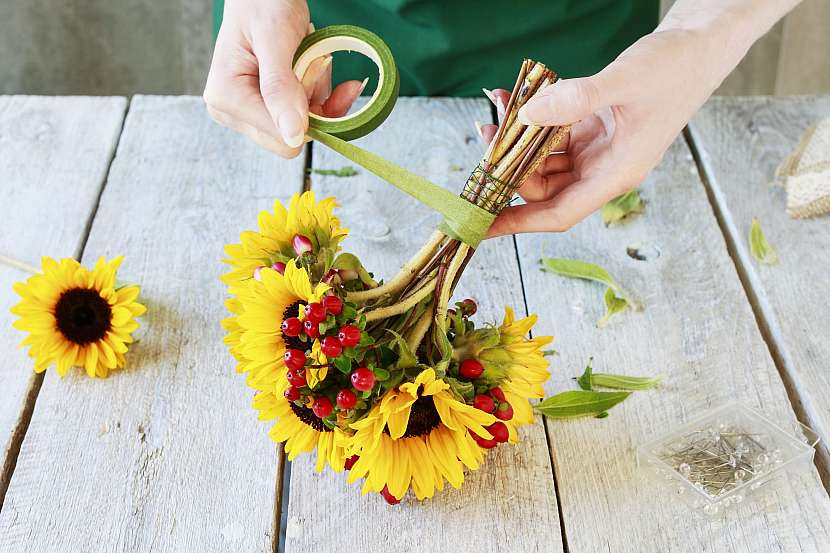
[203,0,364,158]
[484,0,800,237]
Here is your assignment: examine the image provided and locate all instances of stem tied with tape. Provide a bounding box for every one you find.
[296,26,568,352]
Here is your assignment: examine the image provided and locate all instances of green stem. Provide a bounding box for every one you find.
[363,277,437,323]
[346,230,444,304]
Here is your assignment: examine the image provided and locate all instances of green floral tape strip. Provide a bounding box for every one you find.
[295,25,495,248]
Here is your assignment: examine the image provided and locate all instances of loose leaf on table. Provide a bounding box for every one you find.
[540,256,641,312]
[598,287,629,327]
[602,190,644,226]
[309,165,358,177]
[749,217,779,265]
[576,359,661,391]
[535,390,631,419]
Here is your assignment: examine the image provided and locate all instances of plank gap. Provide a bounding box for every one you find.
[74,97,132,261]
[0,97,130,513]
[682,126,830,492]
[274,449,289,553]
[0,373,43,511]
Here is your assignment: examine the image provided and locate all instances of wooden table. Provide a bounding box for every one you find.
[0,95,829,552]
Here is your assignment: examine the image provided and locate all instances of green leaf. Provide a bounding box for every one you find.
[310,165,358,177]
[535,390,631,419]
[540,256,641,311]
[590,373,662,391]
[386,329,417,369]
[542,349,559,357]
[576,358,594,391]
[598,287,629,327]
[373,367,391,381]
[333,356,352,374]
[332,253,378,287]
[446,377,475,402]
[601,190,644,226]
[749,218,779,265]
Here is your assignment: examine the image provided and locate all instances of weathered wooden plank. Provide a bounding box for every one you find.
[0,95,126,502]
[515,134,830,552]
[689,96,830,483]
[284,98,563,553]
[0,96,305,552]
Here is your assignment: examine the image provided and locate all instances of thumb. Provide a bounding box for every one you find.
[517,72,619,126]
[252,26,308,148]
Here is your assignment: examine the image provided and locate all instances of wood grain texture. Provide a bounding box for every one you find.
[689,96,830,483]
[0,96,305,552]
[516,134,830,552]
[0,95,126,500]
[284,98,563,553]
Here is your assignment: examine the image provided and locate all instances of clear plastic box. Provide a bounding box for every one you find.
[637,403,819,517]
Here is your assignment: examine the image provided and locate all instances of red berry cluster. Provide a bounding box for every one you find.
[469,386,513,449]
[280,294,380,422]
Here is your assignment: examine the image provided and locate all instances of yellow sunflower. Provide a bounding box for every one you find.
[221,191,348,294]
[228,260,328,391]
[484,307,553,439]
[253,376,349,471]
[346,368,496,501]
[11,256,145,378]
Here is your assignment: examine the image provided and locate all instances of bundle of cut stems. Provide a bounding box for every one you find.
[350,60,569,359]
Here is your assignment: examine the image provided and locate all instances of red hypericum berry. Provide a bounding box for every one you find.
[487,421,510,443]
[336,388,357,410]
[284,349,306,371]
[271,261,286,274]
[304,302,327,324]
[447,308,457,317]
[495,402,514,421]
[490,387,506,402]
[461,298,477,316]
[321,336,343,358]
[303,319,320,339]
[459,358,484,380]
[322,295,343,315]
[285,368,307,388]
[284,386,301,401]
[344,455,359,471]
[292,234,313,256]
[350,367,376,392]
[281,317,302,337]
[380,485,400,505]
[312,396,333,418]
[473,394,496,413]
[338,324,362,348]
[470,431,497,449]
[253,266,265,281]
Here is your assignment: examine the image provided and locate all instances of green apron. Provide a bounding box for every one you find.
[213,0,658,97]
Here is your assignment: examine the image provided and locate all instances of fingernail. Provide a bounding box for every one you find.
[495,97,506,119]
[358,77,369,95]
[279,110,305,148]
[482,88,497,104]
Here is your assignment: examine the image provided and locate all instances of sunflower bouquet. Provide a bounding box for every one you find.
[222,60,566,504]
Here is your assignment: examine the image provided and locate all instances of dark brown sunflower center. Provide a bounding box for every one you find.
[289,401,333,433]
[54,288,112,345]
[394,396,441,438]
[281,300,305,351]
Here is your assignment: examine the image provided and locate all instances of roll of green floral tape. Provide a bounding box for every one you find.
[293,25,399,141]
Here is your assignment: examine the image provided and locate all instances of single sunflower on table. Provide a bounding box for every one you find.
[11,256,145,378]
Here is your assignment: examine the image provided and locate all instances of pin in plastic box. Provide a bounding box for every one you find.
[637,403,819,517]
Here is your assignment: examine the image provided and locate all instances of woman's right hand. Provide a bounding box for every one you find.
[204,0,365,158]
